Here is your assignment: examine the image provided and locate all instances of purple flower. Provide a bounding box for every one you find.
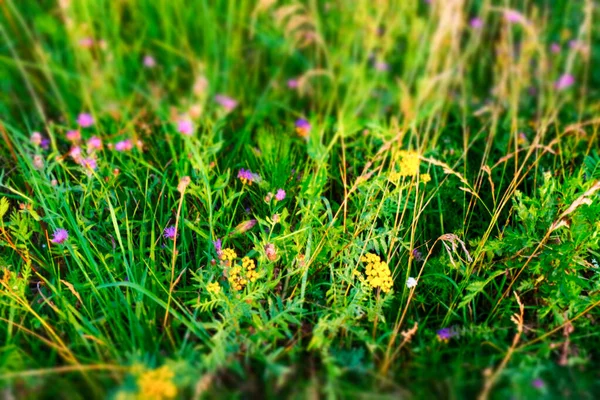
[550,42,561,54]
[163,225,177,240]
[436,327,457,342]
[287,79,299,89]
[295,118,311,139]
[40,137,50,150]
[69,146,82,162]
[275,189,286,201]
[215,94,238,112]
[87,136,103,151]
[213,238,222,256]
[532,378,544,389]
[470,17,483,29]
[143,55,156,68]
[81,157,97,170]
[555,73,575,90]
[177,119,194,136]
[114,139,133,152]
[77,113,94,128]
[412,248,423,262]
[51,228,69,244]
[504,10,524,24]
[238,168,259,185]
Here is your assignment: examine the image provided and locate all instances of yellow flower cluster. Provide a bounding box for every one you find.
[397,150,420,177]
[228,256,259,290]
[207,281,221,294]
[136,366,177,400]
[361,253,393,293]
[220,248,237,263]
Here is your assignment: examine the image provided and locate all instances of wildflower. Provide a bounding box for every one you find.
[361,253,394,293]
[436,327,456,342]
[115,139,133,152]
[193,76,209,95]
[177,176,191,193]
[287,79,299,89]
[40,137,50,149]
[412,249,424,262]
[81,157,97,170]
[207,281,221,294]
[69,146,83,163]
[143,55,156,68]
[265,192,274,202]
[77,113,94,128]
[374,60,389,72]
[33,155,44,170]
[406,277,418,288]
[272,213,280,223]
[51,228,69,244]
[30,131,42,146]
[397,150,420,177]
[555,73,575,90]
[238,168,259,185]
[420,174,431,184]
[79,37,94,48]
[137,365,177,400]
[163,225,177,240]
[87,136,103,151]
[550,42,561,54]
[275,189,286,201]
[504,10,524,24]
[265,243,277,261]
[295,118,311,139]
[517,132,529,145]
[177,119,194,136]
[219,248,237,263]
[233,219,257,235]
[532,378,544,389]
[243,257,259,282]
[215,94,238,112]
[66,130,81,142]
[213,238,222,257]
[228,265,246,291]
[470,17,483,29]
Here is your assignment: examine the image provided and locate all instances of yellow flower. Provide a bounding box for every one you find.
[420,173,431,183]
[360,253,393,293]
[397,150,420,177]
[137,366,177,400]
[207,281,221,294]
[220,248,237,262]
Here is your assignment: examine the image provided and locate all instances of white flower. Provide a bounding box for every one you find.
[406,277,418,288]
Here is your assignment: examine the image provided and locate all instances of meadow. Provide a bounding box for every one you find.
[1,0,600,398]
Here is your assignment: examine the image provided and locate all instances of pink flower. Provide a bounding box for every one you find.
[555,73,575,90]
[550,42,561,54]
[163,225,177,240]
[51,228,69,244]
[33,155,44,170]
[265,243,277,261]
[77,113,94,128]
[374,60,389,72]
[115,139,133,152]
[81,157,97,170]
[30,132,42,146]
[87,136,103,151]
[213,238,222,256]
[470,17,483,29]
[287,79,299,89]
[238,168,259,185]
[177,119,194,136]
[295,118,311,139]
[143,55,156,68]
[69,146,82,162]
[275,189,286,201]
[66,130,81,142]
[215,94,238,112]
[79,37,94,48]
[504,10,525,24]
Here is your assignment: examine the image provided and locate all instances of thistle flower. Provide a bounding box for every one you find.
[115,139,133,152]
[30,131,42,146]
[51,228,69,244]
[555,73,575,90]
[143,55,156,68]
[470,17,483,29]
[66,130,81,142]
[87,136,103,151]
[163,225,177,240]
[215,94,238,112]
[137,365,177,400]
[238,168,259,185]
[77,113,94,128]
[177,119,194,136]
[295,118,311,139]
[406,277,418,288]
[275,189,286,201]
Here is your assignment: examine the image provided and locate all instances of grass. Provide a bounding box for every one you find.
[1,0,600,398]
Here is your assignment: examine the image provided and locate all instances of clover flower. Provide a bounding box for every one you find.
[215,94,238,112]
[361,253,393,293]
[30,132,42,146]
[295,118,311,139]
[77,113,94,128]
[275,189,286,201]
[143,55,156,68]
[81,157,97,171]
[238,168,259,185]
[87,136,103,151]
[163,225,177,240]
[115,139,133,152]
[66,130,81,142]
[69,146,83,163]
[51,228,69,244]
[136,365,177,400]
[287,79,299,89]
[555,73,575,90]
[207,281,221,294]
[470,17,483,29]
[550,42,561,54]
[177,119,194,136]
[33,155,44,170]
[504,10,524,24]
[406,277,418,288]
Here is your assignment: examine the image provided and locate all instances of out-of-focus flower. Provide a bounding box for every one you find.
[51,228,69,244]
[361,253,394,293]
[115,139,133,152]
[550,42,561,54]
[233,219,257,235]
[287,79,299,89]
[81,157,97,170]
[33,155,44,170]
[193,76,209,95]
[275,189,286,201]
[177,119,194,136]
[79,37,94,48]
[436,327,457,342]
[374,60,389,72]
[66,130,81,142]
[265,243,277,261]
[30,132,42,146]
[163,225,177,240]
[397,150,420,177]
[504,10,525,24]
[272,214,280,223]
[77,113,94,128]
[87,136,103,151]
[136,365,177,400]
[213,238,222,257]
[532,378,544,389]
[215,94,238,112]
[177,176,191,193]
[143,55,156,68]
[41,137,50,150]
[406,277,418,288]
[412,249,424,262]
[555,73,575,90]
[470,17,483,29]
[238,168,259,185]
[207,281,221,294]
[265,192,273,202]
[69,146,82,162]
[295,118,311,139]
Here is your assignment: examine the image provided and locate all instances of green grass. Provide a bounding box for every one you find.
[1,0,600,398]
